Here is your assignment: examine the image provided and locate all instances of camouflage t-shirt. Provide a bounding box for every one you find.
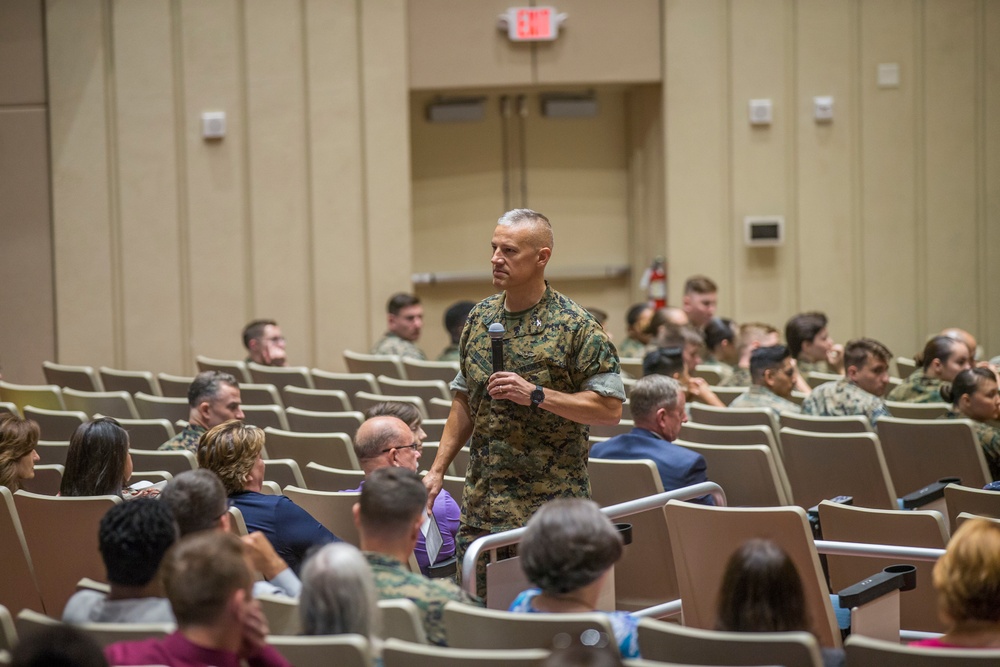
[157,423,205,453]
[729,385,802,416]
[886,369,945,404]
[719,366,751,388]
[371,333,427,360]
[797,357,838,375]
[363,551,480,646]
[451,284,625,532]
[617,336,646,360]
[801,378,890,426]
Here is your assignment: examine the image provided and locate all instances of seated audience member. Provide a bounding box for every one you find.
[941,368,1000,480]
[160,469,302,597]
[197,420,338,573]
[910,518,1000,649]
[645,307,689,345]
[730,345,802,416]
[371,293,426,360]
[716,539,844,667]
[510,499,640,658]
[63,498,176,624]
[942,327,982,364]
[652,324,705,377]
[888,335,972,403]
[438,300,475,362]
[785,312,845,375]
[11,624,109,667]
[702,317,739,383]
[720,323,780,388]
[159,371,244,452]
[618,303,655,359]
[801,338,893,426]
[105,531,290,667]
[61,418,153,500]
[682,275,718,330]
[0,414,40,492]
[590,375,712,505]
[353,410,459,576]
[242,319,287,367]
[643,347,724,408]
[300,542,382,647]
[355,467,479,646]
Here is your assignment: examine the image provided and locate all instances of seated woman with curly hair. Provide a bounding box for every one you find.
[0,414,41,492]
[197,420,339,573]
[509,498,639,658]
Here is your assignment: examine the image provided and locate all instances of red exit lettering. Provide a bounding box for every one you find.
[515,8,553,40]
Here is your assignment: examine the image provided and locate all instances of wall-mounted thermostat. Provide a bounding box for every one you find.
[201,111,226,140]
[748,99,773,125]
[744,216,784,247]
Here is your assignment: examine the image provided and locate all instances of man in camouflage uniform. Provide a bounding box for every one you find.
[719,322,780,388]
[423,209,625,598]
[617,303,654,359]
[357,468,479,646]
[730,345,801,416]
[158,371,244,452]
[371,293,427,360]
[801,338,893,426]
[437,301,475,362]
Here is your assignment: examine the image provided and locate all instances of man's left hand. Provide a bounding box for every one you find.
[487,371,532,406]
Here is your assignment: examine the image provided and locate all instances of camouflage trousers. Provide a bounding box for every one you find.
[456,522,519,603]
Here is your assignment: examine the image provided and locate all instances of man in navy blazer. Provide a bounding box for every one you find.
[590,374,713,504]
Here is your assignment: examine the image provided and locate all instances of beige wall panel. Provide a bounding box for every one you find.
[243,1,312,366]
[922,0,978,340]
[410,89,505,275]
[361,0,413,338]
[663,0,731,312]
[304,0,369,370]
[858,1,919,356]
[535,0,661,85]
[46,0,118,366]
[178,0,249,364]
[794,0,857,342]
[985,2,1000,358]
[408,0,533,90]
[728,0,793,326]
[111,0,184,373]
[0,109,55,383]
[0,0,46,105]
[626,85,664,303]
[415,282,499,363]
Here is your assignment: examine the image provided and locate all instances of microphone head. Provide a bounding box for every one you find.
[488,323,505,340]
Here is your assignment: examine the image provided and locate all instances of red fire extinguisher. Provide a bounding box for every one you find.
[640,256,667,309]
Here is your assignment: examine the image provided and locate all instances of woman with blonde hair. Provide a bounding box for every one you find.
[0,415,41,492]
[910,518,1000,648]
[197,419,338,573]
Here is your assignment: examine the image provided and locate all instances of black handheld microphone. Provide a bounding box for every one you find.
[488,323,505,374]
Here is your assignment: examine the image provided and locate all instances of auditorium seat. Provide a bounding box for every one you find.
[893,357,918,380]
[195,355,251,383]
[421,418,446,442]
[257,592,300,634]
[708,386,746,406]
[688,403,777,438]
[283,407,364,435]
[267,634,371,667]
[310,369,380,396]
[130,449,198,477]
[34,441,70,467]
[692,365,724,385]
[676,422,790,499]
[637,619,823,667]
[156,373,194,398]
[114,417,174,450]
[401,358,459,383]
[845,634,1000,666]
[263,428,358,470]
[99,366,162,396]
[281,386,352,412]
[0,402,20,418]
[0,604,16,656]
[248,363,314,390]
[239,383,283,407]
[417,444,456,476]
[263,458,306,490]
[674,442,790,507]
[377,375,451,405]
[805,371,842,389]
[379,598,427,644]
[22,406,87,441]
[944,483,1000,529]
[241,404,289,431]
[619,357,643,378]
[282,488,360,546]
[383,637,548,667]
[877,416,989,497]
[0,487,44,614]
[42,361,103,392]
[62,388,139,420]
[133,392,188,423]
[884,400,949,419]
[779,412,872,433]
[590,419,634,438]
[428,397,452,419]
[18,464,63,496]
[443,602,615,650]
[303,462,366,491]
[343,350,406,380]
[0,381,64,413]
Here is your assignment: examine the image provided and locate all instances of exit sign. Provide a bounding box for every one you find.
[500,6,566,42]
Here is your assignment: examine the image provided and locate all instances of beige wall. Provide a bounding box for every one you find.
[22,0,1000,382]
[0,0,54,384]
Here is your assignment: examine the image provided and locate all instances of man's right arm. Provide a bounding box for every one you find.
[423,391,474,511]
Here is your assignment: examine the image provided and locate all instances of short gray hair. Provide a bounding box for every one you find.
[497,208,554,249]
[628,375,682,421]
[520,499,622,595]
[300,543,382,638]
[160,469,228,537]
[187,371,239,408]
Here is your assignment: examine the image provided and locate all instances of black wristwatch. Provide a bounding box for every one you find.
[530,384,545,408]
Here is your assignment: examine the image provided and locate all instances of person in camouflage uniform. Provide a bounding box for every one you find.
[437,301,475,362]
[730,345,801,416]
[801,338,893,426]
[371,293,427,360]
[158,371,244,452]
[941,367,1000,480]
[617,303,654,359]
[888,335,972,404]
[719,322,780,388]
[423,209,625,598]
[785,311,845,376]
[357,468,480,646]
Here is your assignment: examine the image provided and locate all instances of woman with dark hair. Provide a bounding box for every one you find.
[509,498,640,658]
[716,539,844,667]
[703,317,738,383]
[941,367,1000,480]
[0,414,41,492]
[888,335,972,403]
[60,417,147,499]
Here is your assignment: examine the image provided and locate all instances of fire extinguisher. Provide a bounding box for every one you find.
[640,256,667,309]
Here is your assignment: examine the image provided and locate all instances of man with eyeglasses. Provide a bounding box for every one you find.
[729,345,802,416]
[349,415,460,577]
[242,319,288,367]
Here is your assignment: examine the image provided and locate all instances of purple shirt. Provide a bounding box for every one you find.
[348,480,460,574]
[105,631,290,667]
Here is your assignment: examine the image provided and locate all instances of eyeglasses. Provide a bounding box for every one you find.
[381,442,421,454]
